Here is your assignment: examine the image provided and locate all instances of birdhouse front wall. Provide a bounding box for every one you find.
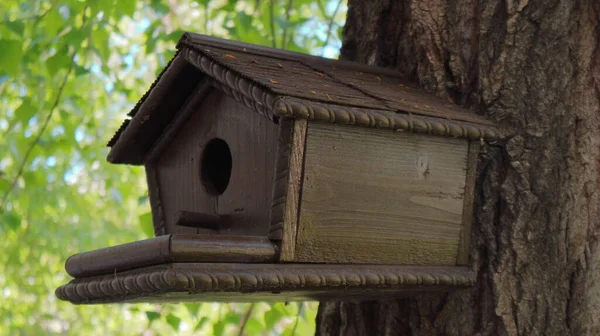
[146,89,279,236]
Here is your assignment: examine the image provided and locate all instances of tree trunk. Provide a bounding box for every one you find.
[316,1,600,335]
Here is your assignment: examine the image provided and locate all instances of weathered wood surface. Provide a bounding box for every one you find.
[174,210,221,230]
[268,118,293,241]
[276,119,307,261]
[108,34,500,166]
[456,141,480,265]
[56,263,475,304]
[107,53,203,164]
[295,123,469,264]
[155,91,279,235]
[64,234,277,278]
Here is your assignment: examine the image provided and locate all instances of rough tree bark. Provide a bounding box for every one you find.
[316,1,600,335]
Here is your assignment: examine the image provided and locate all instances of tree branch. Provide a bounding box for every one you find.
[237,303,255,336]
[269,0,277,48]
[281,0,294,49]
[291,302,304,336]
[0,8,87,213]
[2,7,52,24]
[0,57,75,213]
[321,0,343,57]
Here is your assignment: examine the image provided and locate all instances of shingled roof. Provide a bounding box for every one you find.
[108,33,499,165]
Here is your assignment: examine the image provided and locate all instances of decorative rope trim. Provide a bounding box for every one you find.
[181,48,278,122]
[56,264,475,303]
[55,267,195,303]
[274,97,501,140]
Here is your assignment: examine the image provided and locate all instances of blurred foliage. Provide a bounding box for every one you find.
[0,0,345,334]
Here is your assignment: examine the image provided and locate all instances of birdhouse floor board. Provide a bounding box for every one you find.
[64,235,276,278]
[56,263,475,304]
[295,123,469,264]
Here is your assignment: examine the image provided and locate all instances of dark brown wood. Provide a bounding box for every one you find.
[108,53,204,164]
[64,234,277,278]
[178,34,494,125]
[146,164,167,236]
[155,90,279,235]
[144,81,213,164]
[108,34,500,166]
[175,211,221,230]
[56,263,475,304]
[268,118,294,241]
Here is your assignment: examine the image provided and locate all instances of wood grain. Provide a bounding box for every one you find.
[155,91,279,235]
[456,141,480,265]
[278,119,307,261]
[65,234,277,278]
[268,119,294,241]
[295,123,469,265]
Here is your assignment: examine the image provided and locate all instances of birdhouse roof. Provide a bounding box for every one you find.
[108,33,499,165]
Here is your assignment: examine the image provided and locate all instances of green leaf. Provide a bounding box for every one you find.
[224,311,242,325]
[2,211,21,231]
[150,0,170,14]
[145,311,160,323]
[117,0,138,17]
[194,317,210,331]
[166,314,181,330]
[185,303,202,317]
[245,317,266,334]
[62,27,89,47]
[46,51,71,76]
[92,26,111,63]
[74,64,89,77]
[43,10,64,36]
[0,39,22,76]
[264,306,284,329]
[15,99,37,125]
[138,212,154,238]
[213,320,226,336]
[5,21,25,35]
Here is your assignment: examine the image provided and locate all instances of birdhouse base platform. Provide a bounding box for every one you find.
[56,262,475,304]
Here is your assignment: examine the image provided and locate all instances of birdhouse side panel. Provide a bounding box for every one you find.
[294,123,470,265]
[151,90,279,236]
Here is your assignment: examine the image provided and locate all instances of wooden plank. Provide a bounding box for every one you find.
[278,120,307,261]
[64,234,277,278]
[295,123,469,265]
[146,165,167,236]
[268,119,293,240]
[175,211,221,230]
[456,141,480,265]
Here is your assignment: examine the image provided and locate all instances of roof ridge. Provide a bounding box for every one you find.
[178,32,407,78]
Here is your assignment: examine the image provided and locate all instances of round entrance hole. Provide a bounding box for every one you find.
[200,138,232,195]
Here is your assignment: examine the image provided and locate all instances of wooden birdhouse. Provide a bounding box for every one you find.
[56,33,499,304]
